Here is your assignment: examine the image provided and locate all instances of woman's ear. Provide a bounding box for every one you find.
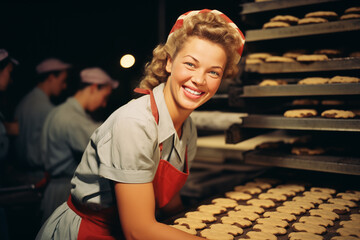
[165,57,172,74]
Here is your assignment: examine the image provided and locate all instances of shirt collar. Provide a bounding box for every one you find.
[66,97,87,116]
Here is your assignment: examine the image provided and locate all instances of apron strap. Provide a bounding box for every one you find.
[134,88,159,124]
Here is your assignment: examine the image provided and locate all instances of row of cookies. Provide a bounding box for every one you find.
[262,7,360,29]
[283,109,357,119]
[258,76,360,86]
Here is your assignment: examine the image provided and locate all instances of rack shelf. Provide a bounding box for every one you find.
[239,0,341,15]
[245,57,360,74]
[240,114,360,132]
[245,19,360,42]
[244,150,360,175]
[237,83,360,97]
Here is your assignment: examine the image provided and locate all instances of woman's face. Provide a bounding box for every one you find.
[0,63,14,91]
[164,36,227,113]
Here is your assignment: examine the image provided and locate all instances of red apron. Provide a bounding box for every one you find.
[68,87,189,239]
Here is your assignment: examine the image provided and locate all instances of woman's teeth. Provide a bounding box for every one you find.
[184,87,202,95]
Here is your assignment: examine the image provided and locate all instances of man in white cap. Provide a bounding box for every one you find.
[40,67,118,222]
[13,58,71,182]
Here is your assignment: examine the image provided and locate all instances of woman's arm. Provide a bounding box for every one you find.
[115,182,204,240]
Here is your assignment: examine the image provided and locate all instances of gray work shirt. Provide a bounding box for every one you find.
[14,87,54,168]
[71,83,197,209]
[41,97,101,177]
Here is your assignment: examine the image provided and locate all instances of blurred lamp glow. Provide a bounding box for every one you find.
[120,54,135,68]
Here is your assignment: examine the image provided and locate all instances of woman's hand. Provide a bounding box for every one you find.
[115,182,204,240]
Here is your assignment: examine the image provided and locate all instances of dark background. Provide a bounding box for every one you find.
[1,0,239,120]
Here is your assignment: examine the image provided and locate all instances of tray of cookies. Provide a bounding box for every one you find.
[165,169,360,240]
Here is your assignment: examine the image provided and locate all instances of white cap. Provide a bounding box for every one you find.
[0,49,19,65]
[36,58,71,74]
[80,67,119,89]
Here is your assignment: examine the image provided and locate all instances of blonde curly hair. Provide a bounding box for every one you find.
[139,11,243,90]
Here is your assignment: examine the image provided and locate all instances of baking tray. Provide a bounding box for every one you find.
[239,114,360,132]
[245,19,360,42]
[244,58,360,74]
[165,168,360,239]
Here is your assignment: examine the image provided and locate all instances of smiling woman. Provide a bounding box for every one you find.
[36,9,245,240]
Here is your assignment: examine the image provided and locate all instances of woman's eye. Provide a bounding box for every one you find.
[209,71,220,77]
[185,62,195,67]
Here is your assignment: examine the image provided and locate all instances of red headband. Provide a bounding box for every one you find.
[168,9,245,58]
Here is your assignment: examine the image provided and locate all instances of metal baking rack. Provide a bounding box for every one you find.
[244,58,360,74]
[244,149,360,175]
[245,19,360,42]
[232,83,360,97]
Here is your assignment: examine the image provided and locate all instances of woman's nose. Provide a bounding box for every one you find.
[191,71,206,85]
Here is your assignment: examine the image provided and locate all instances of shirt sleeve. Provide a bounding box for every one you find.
[97,116,159,183]
[68,118,101,153]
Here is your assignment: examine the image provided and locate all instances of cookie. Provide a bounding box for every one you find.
[234,185,262,194]
[321,110,356,119]
[284,109,317,118]
[185,211,217,223]
[314,49,342,58]
[289,232,324,240]
[256,217,289,227]
[328,198,357,208]
[336,228,360,238]
[299,216,334,227]
[345,6,360,14]
[268,188,296,197]
[245,181,272,190]
[283,50,308,59]
[283,201,315,210]
[227,210,260,221]
[265,56,296,62]
[337,192,360,201]
[259,192,287,202]
[263,211,297,221]
[200,228,233,240]
[247,52,273,60]
[291,147,325,156]
[270,15,299,25]
[298,17,328,25]
[234,205,265,214]
[296,54,329,61]
[246,58,263,64]
[293,196,323,205]
[276,205,307,215]
[174,217,207,229]
[253,223,287,235]
[211,198,238,209]
[220,216,252,228]
[197,204,227,215]
[321,100,345,106]
[350,214,360,221]
[340,220,360,229]
[329,76,360,84]
[331,236,360,240]
[305,11,338,20]
[350,51,360,58]
[309,209,339,220]
[292,99,320,106]
[303,191,332,200]
[293,222,326,234]
[246,231,277,240]
[277,184,305,193]
[263,21,291,29]
[170,224,197,235]
[259,79,287,86]
[318,203,350,214]
[225,191,252,201]
[340,13,360,20]
[247,199,276,208]
[209,223,243,236]
[298,77,330,85]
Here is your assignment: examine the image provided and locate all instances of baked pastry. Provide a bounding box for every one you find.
[247,52,273,60]
[246,58,263,64]
[200,228,233,240]
[329,76,360,84]
[253,223,287,235]
[292,99,320,106]
[293,222,327,234]
[265,56,296,62]
[225,191,252,201]
[209,223,243,236]
[259,79,287,86]
[340,13,360,20]
[304,11,338,20]
[314,49,342,58]
[350,51,360,58]
[321,109,356,119]
[263,21,291,29]
[292,147,325,155]
[173,218,206,230]
[299,216,334,227]
[298,77,330,85]
[270,15,299,25]
[298,17,328,25]
[289,232,324,240]
[284,109,317,118]
[344,6,360,14]
[296,54,329,62]
[283,49,308,59]
[170,224,197,235]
